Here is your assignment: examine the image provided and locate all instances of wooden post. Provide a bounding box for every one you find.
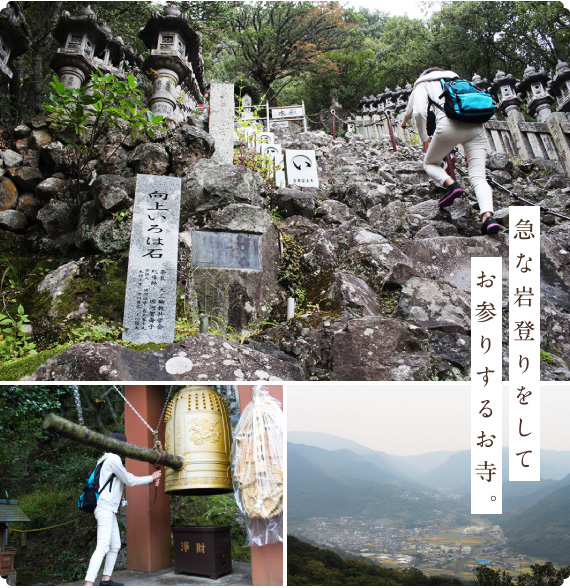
[124,385,172,573]
[238,385,284,587]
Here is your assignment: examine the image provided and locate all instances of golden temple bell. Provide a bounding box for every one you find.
[164,386,233,495]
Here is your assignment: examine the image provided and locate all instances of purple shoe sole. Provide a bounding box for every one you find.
[438,187,464,208]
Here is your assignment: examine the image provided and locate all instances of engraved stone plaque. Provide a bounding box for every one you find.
[122,174,181,343]
[191,231,262,271]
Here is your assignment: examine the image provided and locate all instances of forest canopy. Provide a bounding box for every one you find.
[1,1,569,123]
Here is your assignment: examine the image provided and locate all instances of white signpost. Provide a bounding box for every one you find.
[284,149,319,188]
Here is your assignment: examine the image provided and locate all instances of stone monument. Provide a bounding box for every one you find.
[122,174,182,344]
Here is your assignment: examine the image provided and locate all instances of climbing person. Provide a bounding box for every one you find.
[84,433,162,587]
[410,67,500,235]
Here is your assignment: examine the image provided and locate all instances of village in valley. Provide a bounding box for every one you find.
[290,514,553,583]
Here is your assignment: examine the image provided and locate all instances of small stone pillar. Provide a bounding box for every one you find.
[548,60,570,114]
[516,65,555,122]
[139,5,204,121]
[472,73,491,93]
[210,82,236,164]
[0,6,31,85]
[241,93,254,120]
[50,5,111,89]
[490,70,531,160]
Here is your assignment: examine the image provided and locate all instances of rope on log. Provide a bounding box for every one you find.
[42,413,184,471]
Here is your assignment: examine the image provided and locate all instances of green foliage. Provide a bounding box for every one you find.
[0,304,37,360]
[278,232,307,308]
[63,315,124,345]
[474,562,570,586]
[112,209,133,224]
[288,535,463,586]
[44,70,164,202]
[0,344,69,382]
[541,350,556,365]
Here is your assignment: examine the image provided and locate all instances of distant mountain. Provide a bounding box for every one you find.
[288,443,461,524]
[287,431,459,477]
[503,481,570,565]
[419,448,570,493]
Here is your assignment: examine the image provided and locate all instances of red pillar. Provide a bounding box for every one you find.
[124,385,171,572]
[238,385,284,587]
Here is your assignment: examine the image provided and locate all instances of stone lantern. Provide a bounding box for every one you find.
[383,87,396,112]
[548,60,570,113]
[394,84,412,114]
[489,70,522,116]
[472,73,491,93]
[516,65,555,122]
[139,5,205,120]
[0,6,31,85]
[92,34,125,75]
[50,4,111,89]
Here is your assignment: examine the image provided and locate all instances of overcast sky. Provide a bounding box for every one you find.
[287,383,570,455]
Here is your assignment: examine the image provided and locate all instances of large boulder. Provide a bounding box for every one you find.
[270,188,315,219]
[128,143,170,175]
[323,270,381,316]
[0,177,18,211]
[91,175,135,213]
[27,336,304,381]
[0,209,27,232]
[84,218,132,254]
[37,199,77,237]
[403,235,508,291]
[329,317,436,380]
[168,124,215,175]
[180,159,265,221]
[394,277,471,334]
[7,166,43,191]
[181,204,282,330]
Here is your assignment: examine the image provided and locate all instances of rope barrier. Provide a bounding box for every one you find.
[9,518,80,533]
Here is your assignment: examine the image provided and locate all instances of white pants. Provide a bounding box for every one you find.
[85,507,121,583]
[424,116,494,215]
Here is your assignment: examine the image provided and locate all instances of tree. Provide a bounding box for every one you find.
[474,565,513,585]
[517,562,570,586]
[231,1,358,103]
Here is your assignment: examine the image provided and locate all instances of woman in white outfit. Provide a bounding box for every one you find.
[84,433,161,587]
[407,67,500,235]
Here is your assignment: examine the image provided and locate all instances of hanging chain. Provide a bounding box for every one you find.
[155,386,175,434]
[112,385,154,434]
[73,385,84,426]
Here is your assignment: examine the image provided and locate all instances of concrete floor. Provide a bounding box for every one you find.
[63,562,252,586]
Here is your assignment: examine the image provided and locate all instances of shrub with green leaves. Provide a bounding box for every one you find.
[0,304,37,360]
[44,71,165,200]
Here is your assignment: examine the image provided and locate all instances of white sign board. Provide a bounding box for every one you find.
[272,106,304,119]
[262,143,286,188]
[284,149,319,188]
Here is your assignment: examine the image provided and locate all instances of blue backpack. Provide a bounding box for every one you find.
[431,77,496,124]
[78,459,115,513]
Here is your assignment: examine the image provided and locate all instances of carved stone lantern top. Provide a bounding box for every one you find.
[0,6,31,62]
[139,4,205,96]
[548,60,570,95]
[472,73,490,92]
[52,4,111,56]
[516,64,550,94]
[516,64,554,120]
[548,60,570,113]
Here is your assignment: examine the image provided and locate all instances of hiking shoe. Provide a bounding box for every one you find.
[481,216,501,235]
[438,182,464,208]
[99,580,124,586]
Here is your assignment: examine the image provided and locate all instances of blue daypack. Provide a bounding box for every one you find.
[431,77,496,124]
[78,459,115,513]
